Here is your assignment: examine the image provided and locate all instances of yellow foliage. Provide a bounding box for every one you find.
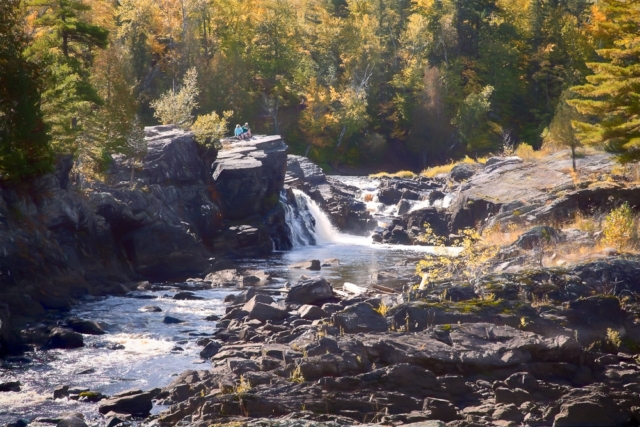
[602,202,637,250]
[515,143,548,161]
[420,156,487,178]
[370,170,417,179]
[375,301,389,316]
[417,225,500,287]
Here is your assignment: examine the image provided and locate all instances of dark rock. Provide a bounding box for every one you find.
[321,303,343,315]
[199,341,222,359]
[553,400,624,427]
[492,404,524,423]
[173,291,204,301]
[162,316,185,324]
[504,372,539,392]
[0,381,20,392]
[423,398,460,422]
[401,189,420,200]
[243,297,288,322]
[494,387,531,406]
[298,305,328,320]
[204,314,220,321]
[53,385,69,399]
[212,136,287,220]
[378,185,403,205]
[397,199,412,216]
[513,226,565,250]
[139,305,162,313]
[449,163,477,181]
[46,328,84,349]
[291,260,322,271]
[98,389,154,416]
[65,318,105,335]
[428,191,445,203]
[332,303,388,333]
[56,413,88,427]
[287,277,334,305]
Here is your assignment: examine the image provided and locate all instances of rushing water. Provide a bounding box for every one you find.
[0,177,438,425]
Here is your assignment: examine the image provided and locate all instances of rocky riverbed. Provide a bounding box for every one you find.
[4,142,640,427]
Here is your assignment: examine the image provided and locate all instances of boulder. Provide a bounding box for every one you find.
[0,381,20,392]
[199,341,222,359]
[378,185,403,205]
[53,385,69,399]
[65,318,105,335]
[287,277,334,305]
[513,226,565,250]
[173,291,204,301]
[298,305,328,321]
[397,199,412,216]
[290,260,321,271]
[46,328,84,349]
[553,401,623,427]
[243,297,288,322]
[56,413,88,427]
[163,316,185,324]
[332,303,388,333]
[423,398,461,422]
[205,269,243,287]
[140,306,162,313]
[98,389,154,416]
[449,163,477,181]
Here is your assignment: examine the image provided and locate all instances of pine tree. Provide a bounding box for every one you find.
[0,0,53,179]
[28,0,109,58]
[569,1,640,163]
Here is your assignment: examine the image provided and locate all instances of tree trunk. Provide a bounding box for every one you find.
[305,144,311,157]
[336,125,347,148]
[571,145,576,172]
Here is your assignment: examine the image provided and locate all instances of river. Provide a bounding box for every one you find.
[0,177,439,425]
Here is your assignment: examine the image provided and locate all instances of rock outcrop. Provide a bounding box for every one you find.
[0,127,290,353]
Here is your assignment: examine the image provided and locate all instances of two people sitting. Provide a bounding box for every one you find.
[234,123,252,140]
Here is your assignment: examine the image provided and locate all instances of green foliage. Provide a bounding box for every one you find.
[0,0,53,179]
[452,86,500,155]
[150,68,199,130]
[192,111,233,149]
[569,1,640,163]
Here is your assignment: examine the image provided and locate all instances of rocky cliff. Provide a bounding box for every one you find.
[0,126,290,350]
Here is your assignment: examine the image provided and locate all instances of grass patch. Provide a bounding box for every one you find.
[370,170,417,179]
[420,156,488,178]
[515,143,549,162]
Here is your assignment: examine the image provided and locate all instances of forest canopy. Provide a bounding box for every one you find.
[1,0,639,177]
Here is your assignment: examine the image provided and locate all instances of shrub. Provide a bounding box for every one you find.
[602,202,637,250]
[421,156,488,178]
[515,143,548,162]
[370,170,417,179]
[192,110,233,149]
[150,67,199,129]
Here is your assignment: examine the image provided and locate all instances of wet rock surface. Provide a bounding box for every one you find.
[139,254,640,427]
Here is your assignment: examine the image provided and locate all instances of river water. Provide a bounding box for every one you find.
[0,177,439,425]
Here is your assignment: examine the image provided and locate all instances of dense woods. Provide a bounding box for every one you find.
[1,0,639,176]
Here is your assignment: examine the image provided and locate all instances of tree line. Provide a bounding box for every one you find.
[0,0,639,179]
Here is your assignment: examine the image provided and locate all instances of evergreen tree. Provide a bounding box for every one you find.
[0,0,53,179]
[569,0,640,163]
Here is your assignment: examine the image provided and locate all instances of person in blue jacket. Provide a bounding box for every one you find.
[242,122,252,139]
[234,124,244,139]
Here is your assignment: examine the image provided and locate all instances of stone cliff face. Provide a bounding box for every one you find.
[0,126,290,347]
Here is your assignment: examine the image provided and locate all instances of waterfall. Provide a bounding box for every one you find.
[281,188,369,247]
[280,190,316,247]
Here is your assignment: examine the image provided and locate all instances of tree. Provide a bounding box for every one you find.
[127,115,146,187]
[452,85,499,155]
[569,1,640,163]
[150,67,199,129]
[27,0,109,154]
[544,90,582,171]
[28,0,109,58]
[0,0,53,179]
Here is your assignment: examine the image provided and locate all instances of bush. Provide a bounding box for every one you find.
[192,110,233,149]
[602,202,637,250]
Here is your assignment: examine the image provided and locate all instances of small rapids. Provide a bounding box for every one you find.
[1,176,450,425]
